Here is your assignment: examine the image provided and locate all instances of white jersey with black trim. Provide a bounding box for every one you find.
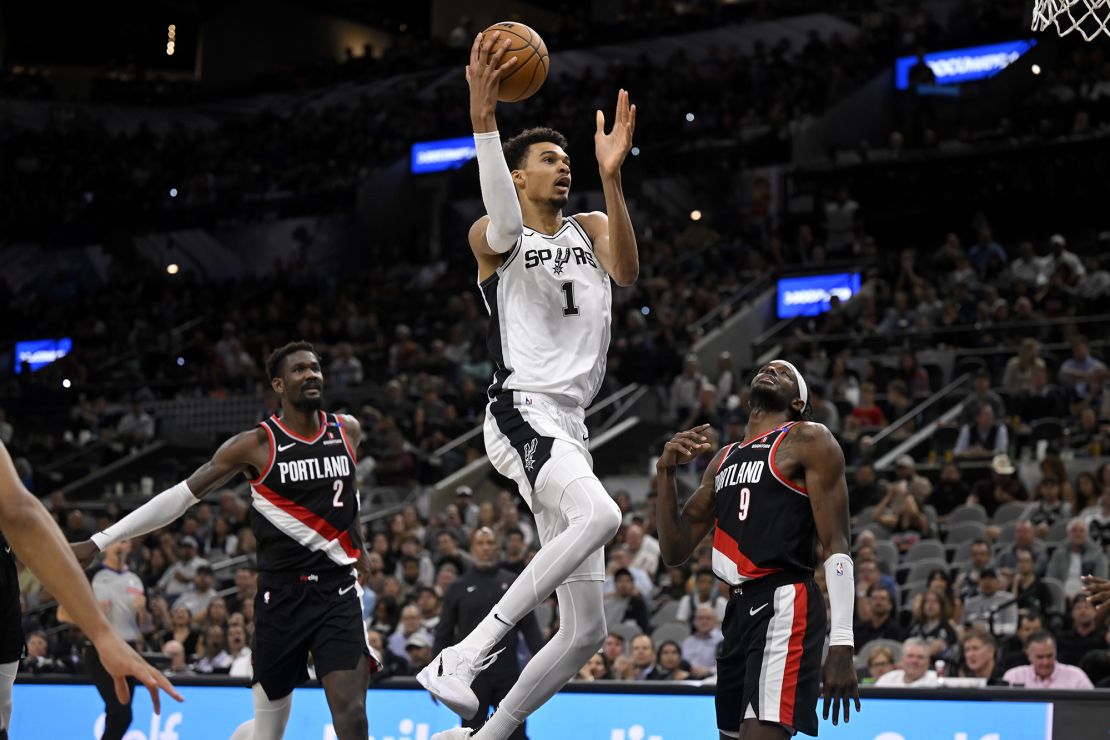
[479,215,612,407]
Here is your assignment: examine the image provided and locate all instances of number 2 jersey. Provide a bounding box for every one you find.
[479,216,612,407]
[248,411,363,575]
[712,421,818,585]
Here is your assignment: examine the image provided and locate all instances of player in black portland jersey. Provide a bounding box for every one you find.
[656,360,859,739]
[74,341,378,740]
[0,531,21,740]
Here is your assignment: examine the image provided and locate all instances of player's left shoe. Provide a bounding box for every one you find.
[417,644,504,718]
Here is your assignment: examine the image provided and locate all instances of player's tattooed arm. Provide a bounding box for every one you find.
[797,422,860,725]
[655,424,718,566]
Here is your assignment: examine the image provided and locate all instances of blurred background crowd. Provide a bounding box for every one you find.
[2,0,1109,693]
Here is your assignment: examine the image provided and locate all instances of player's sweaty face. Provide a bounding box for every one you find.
[283,351,323,404]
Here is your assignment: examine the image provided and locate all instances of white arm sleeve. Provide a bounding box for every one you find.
[824,553,855,647]
[90,481,198,550]
[474,130,523,253]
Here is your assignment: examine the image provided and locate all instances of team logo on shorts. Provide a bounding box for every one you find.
[835,562,844,577]
[523,438,539,471]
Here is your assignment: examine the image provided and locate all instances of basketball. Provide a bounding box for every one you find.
[482,21,549,102]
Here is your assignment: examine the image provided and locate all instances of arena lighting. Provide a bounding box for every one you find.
[641,306,650,315]
[894,39,1036,89]
[777,272,861,318]
[410,136,476,174]
[14,338,72,374]
[167,44,175,56]
[685,112,695,122]
[630,146,640,156]
[62,379,71,388]
[690,210,702,221]
[176,357,185,366]
[167,263,180,275]
[1032,64,1043,74]
[169,187,178,197]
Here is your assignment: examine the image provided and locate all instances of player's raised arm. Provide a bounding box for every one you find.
[799,423,860,726]
[0,443,182,712]
[578,89,639,286]
[72,428,265,566]
[655,424,716,566]
[466,30,523,257]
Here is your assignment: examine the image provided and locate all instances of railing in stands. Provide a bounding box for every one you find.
[868,372,972,453]
[756,312,1110,352]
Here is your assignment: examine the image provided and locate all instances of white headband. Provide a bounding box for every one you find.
[776,360,809,409]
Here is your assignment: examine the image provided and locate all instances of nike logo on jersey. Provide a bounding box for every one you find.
[715,460,765,491]
[493,613,512,627]
[277,442,297,452]
[467,585,478,593]
[338,583,357,596]
[750,603,769,616]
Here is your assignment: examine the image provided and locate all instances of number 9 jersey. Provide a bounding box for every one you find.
[711,421,818,586]
[247,411,363,575]
[479,216,612,407]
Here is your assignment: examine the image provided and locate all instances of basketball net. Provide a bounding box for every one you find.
[1032,0,1110,40]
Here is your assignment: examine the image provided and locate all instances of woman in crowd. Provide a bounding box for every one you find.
[908,589,959,660]
[645,641,690,681]
[577,652,614,681]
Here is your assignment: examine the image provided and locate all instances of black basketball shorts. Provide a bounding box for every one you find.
[252,569,370,700]
[716,573,826,738]
[0,566,24,664]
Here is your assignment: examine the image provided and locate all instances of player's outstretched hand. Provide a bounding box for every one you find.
[466,31,517,118]
[93,630,183,714]
[1082,575,1110,623]
[657,424,712,468]
[71,539,100,569]
[595,88,637,178]
[821,645,861,726]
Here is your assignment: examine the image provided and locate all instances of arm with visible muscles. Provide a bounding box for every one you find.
[799,422,860,725]
[73,429,263,565]
[579,89,639,287]
[0,442,182,711]
[467,31,522,255]
[655,424,717,567]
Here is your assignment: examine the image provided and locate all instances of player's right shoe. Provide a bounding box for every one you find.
[430,728,473,740]
[416,645,504,719]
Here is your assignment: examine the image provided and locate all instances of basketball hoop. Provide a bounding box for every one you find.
[1032,0,1110,40]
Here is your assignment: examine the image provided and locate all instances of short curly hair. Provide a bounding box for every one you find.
[266,340,317,381]
[503,127,568,171]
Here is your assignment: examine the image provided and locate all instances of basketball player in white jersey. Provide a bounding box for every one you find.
[418,31,638,740]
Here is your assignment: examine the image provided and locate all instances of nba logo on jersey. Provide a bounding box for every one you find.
[835,561,844,577]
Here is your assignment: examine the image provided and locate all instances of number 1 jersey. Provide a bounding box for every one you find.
[248,411,362,574]
[712,421,818,585]
[479,216,612,407]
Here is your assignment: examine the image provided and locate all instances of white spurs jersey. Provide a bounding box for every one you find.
[479,216,612,407]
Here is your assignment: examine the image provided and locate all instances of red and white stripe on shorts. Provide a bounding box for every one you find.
[753,581,810,727]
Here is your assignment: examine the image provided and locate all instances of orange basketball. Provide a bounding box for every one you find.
[482,21,549,103]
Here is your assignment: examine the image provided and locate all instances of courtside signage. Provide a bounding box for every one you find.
[11,684,1053,739]
[777,272,860,319]
[895,39,1036,89]
[13,337,72,374]
[411,136,477,174]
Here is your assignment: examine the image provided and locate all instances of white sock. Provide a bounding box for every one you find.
[456,463,620,659]
[475,580,606,740]
[0,660,15,732]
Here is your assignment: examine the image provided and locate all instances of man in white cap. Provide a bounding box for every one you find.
[968,454,1027,516]
[1046,234,1085,278]
[656,359,860,738]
